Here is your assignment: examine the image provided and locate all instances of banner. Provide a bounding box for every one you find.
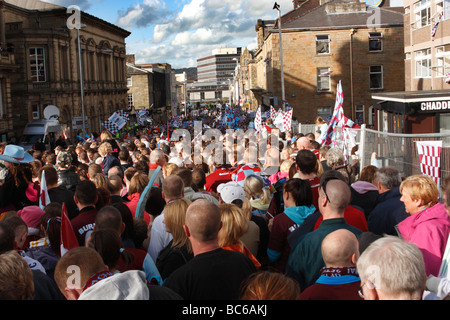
[416,140,442,189]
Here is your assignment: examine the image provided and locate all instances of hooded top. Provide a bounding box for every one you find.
[79,270,149,300]
[397,202,450,276]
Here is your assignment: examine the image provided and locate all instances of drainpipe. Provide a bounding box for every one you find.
[350,28,356,120]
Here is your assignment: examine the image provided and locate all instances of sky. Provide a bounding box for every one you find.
[44,0,296,69]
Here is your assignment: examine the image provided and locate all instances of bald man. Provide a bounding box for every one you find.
[164,200,257,300]
[299,229,362,300]
[286,177,363,290]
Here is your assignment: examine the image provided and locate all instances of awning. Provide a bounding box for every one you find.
[372,90,450,114]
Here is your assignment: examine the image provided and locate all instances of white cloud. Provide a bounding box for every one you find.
[123,0,295,68]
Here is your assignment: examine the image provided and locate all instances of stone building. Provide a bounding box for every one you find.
[245,0,405,125]
[3,0,130,139]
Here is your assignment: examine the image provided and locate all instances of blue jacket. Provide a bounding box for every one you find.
[367,187,408,236]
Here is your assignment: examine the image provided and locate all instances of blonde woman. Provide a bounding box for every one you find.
[156,198,193,281]
[315,116,328,145]
[244,174,272,221]
[98,141,120,175]
[218,203,261,268]
[397,174,450,276]
[100,130,121,158]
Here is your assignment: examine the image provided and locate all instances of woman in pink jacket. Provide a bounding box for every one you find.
[397,175,450,276]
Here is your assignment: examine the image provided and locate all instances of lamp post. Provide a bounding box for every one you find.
[76,23,87,137]
[273,2,286,110]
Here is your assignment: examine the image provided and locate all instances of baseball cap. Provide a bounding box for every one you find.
[217,181,246,204]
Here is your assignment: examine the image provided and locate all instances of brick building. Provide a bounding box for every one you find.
[244,0,405,125]
[372,0,450,135]
[3,0,130,139]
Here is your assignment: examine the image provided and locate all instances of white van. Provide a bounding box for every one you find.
[19,120,61,151]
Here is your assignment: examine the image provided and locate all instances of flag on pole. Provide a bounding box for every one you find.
[431,15,442,37]
[255,106,262,132]
[283,109,293,132]
[60,203,79,256]
[416,140,442,189]
[324,81,344,145]
[39,170,50,210]
[270,105,276,120]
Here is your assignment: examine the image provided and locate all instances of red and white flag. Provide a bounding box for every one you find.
[416,140,442,188]
[283,109,293,132]
[39,170,50,210]
[270,105,276,120]
[60,202,79,256]
[255,106,262,132]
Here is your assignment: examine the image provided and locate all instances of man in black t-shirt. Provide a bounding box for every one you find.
[164,199,257,300]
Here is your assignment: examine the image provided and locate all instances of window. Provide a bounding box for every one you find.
[127,94,133,109]
[436,45,450,77]
[32,104,40,120]
[369,32,382,52]
[127,77,132,87]
[355,105,365,125]
[317,107,331,119]
[317,67,331,91]
[369,66,383,89]
[414,0,431,28]
[436,0,450,20]
[316,35,330,54]
[29,48,46,82]
[415,49,432,78]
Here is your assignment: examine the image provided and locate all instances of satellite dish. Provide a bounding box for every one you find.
[43,105,60,120]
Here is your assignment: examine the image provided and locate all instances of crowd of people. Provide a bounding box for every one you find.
[0,113,450,301]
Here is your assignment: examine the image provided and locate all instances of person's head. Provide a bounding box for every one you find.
[321,229,359,268]
[192,168,206,190]
[54,247,107,300]
[162,174,184,202]
[100,130,114,141]
[94,205,124,235]
[217,181,246,207]
[184,199,222,249]
[239,271,300,300]
[150,149,166,166]
[56,151,72,169]
[38,165,58,187]
[98,142,112,157]
[128,172,149,195]
[88,163,102,179]
[217,203,248,247]
[174,167,193,189]
[296,136,312,150]
[107,166,123,179]
[315,116,326,126]
[0,222,15,254]
[356,236,426,300]
[91,172,108,189]
[86,228,128,272]
[107,175,123,196]
[0,250,34,300]
[0,215,28,250]
[375,166,401,193]
[326,148,345,169]
[296,149,318,175]
[162,163,178,178]
[359,165,378,184]
[400,175,439,215]
[319,171,351,216]
[164,198,192,254]
[244,175,271,205]
[280,159,293,173]
[283,178,313,208]
[74,180,98,207]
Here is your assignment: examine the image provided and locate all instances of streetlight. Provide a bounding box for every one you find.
[76,23,87,137]
[273,2,286,110]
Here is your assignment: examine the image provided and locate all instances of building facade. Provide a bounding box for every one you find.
[373,0,450,135]
[188,47,241,106]
[3,0,130,139]
[245,0,405,126]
